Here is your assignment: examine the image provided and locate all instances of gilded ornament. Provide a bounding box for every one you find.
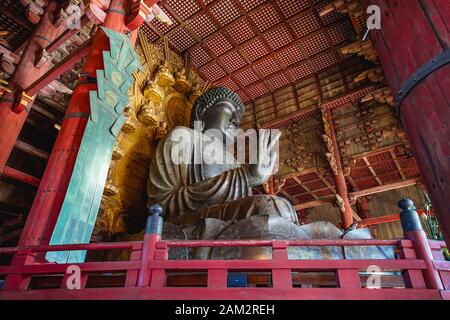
[188,86,202,104]
[112,145,125,160]
[121,115,137,133]
[155,62,175,87]
[138,101,162,126]
[104,181,119,196]
[143,80,164,102]
[173,68,192,93]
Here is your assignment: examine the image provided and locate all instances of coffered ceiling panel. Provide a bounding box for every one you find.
[142,0,358,103]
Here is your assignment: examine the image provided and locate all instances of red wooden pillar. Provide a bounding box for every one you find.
[17,0,133,247]
[364,0,450,245]
[357,197,376,236]
[298,209,307,224]
[356,197,370,220]
[326,108,353,229]
[0,0,65,172]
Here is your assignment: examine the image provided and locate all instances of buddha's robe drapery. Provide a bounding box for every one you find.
[147,127,298,226]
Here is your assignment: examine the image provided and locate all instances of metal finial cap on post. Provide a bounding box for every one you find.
[398,198,423,233]
[145,204,164,235]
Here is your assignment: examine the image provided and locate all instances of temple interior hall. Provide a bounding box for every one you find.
[0,0,449,300]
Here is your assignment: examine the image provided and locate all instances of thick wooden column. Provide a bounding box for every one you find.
[0,1,65,172]
[18,0,133,247]
[357,197,376,236]
[365,0,450,244]
[325,108,353,229]
[356,197,370,220]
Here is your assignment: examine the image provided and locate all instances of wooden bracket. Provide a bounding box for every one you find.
[35,48,53,68]
[85,0,110,25]
[126,1,153,31]
[13,91,35,114]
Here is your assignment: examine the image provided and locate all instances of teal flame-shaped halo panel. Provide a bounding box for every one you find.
[46,28,143,263]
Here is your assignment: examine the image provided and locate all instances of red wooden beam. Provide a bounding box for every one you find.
[359,214,401,227]
[45,15,90,54]
[163,239,401,248]
[26,39,92,96]
[14,139,49,160]
[18,0,134,249]
[2,166,40,187]
[0,1,66,172]
[0,287,442,300]
[349,178,421,199]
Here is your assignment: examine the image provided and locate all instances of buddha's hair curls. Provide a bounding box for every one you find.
[190,86,244,128]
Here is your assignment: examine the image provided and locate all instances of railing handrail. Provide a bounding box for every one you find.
[0,239,404,256]
[162,239,403,248]
[0,241,143,255]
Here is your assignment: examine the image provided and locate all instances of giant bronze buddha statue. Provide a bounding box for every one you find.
[147,87,297,227]
[146,87,394,260]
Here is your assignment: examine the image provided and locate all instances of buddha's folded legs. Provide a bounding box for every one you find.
[198,194,299,225]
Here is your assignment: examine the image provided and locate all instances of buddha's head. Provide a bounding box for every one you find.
[190,87,244,144]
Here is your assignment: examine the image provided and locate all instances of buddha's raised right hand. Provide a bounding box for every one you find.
[245,129,281,187]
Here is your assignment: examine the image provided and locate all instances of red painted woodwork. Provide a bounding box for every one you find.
[263,86,376,129]
[45,15,91,54]
[0,238,448,300]
[27,39,92,96]
[405,230,444,290]
[326,108,353,228]
[17,0,134,249]
[137,233,161,287]
[2,166,40,187]
[0,0,66,172]
[359,214,400,227]
[364,0,450,245]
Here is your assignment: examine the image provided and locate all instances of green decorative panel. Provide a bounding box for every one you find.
[46,28,143,263]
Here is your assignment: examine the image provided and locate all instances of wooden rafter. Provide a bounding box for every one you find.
[363,156,383,186]
[278,188,298,205]
[292,176,319,200]
[14,140,49,160]
[316,172,337,194]
[359,214,400,227]
[389,149,406,180]
[349,178,421,199]
[293,178,421,210]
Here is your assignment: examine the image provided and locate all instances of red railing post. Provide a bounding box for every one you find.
[336,269,361,289]
[272,241,292,289]
[125,243,143,287]
[150,241,168,287]
[398,239,426,289]
[207,269,227,289]
[399,198,444,291]
[3,249,35,290]
[137,205,163,287]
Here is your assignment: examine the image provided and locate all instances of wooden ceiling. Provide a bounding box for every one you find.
[141,0,358,103]
[0,0,424,218]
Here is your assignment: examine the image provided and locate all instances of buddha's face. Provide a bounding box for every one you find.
[202,100,241,145]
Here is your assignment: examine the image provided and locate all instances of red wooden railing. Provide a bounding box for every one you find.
[0,237,448,300]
